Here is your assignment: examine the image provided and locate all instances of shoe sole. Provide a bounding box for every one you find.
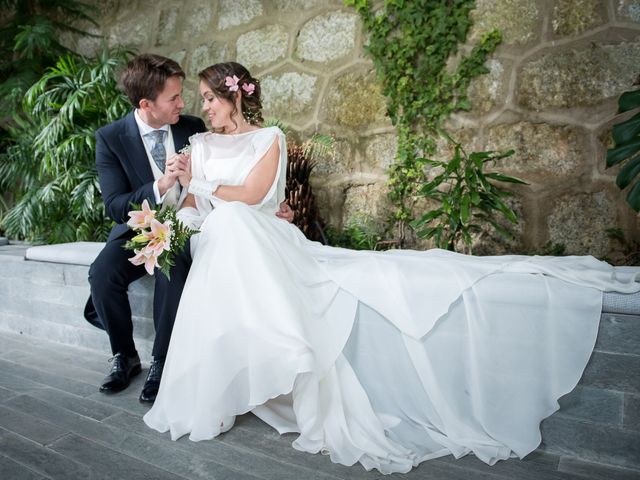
[98,364,142,393]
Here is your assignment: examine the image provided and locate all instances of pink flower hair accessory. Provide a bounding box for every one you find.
[241,82,255,95]
[225,75,240,92]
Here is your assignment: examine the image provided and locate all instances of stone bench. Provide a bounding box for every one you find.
[23,241,640,315]
[0,241,638,471]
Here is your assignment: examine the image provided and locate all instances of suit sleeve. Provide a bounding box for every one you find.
[95,129,156,224]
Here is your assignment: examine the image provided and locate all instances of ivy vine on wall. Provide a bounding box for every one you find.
[345,0,523,250]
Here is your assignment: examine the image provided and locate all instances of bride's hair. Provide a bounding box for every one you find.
[198,62,264,131]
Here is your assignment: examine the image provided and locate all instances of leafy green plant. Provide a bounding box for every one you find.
[344,0,504,247]
[411,143,526,251]
[0,46,133,243]
[606,87,640,211]
[325,212,384,251]
[0,0,97,122]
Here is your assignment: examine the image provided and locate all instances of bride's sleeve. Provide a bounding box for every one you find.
[241,128,287,208]
[177,133,214,229]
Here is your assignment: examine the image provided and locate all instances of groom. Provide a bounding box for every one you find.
[85,53,291,403]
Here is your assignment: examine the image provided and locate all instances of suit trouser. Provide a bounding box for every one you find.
[87,234,192,359]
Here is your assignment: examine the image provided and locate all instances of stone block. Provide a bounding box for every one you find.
[107,11,152,49]
[63,263,92,287]
[541,415,640,469]
[0,312,110,359]
[557,386,623,426]
[546,191,616,257]
[217,0,263,30]
[296,11,358,62]
[189,42,228,76]
[105,412,340,480]
[0,454,43,480]
[551,0,606,36]
[181,3,213,37]
[49,433,187,480]
[518,41,640,110]
[311,184,345,229]
[580,351,640,394]
[0,237,8,245]
[625,394,640,431]
[261,70,318,120]
[363,133,397,171]
[596,314,640,356]
[615,1,640,23]
[0,358,96,397]
[433,450,561,480]
[558,457,640,480]
[156,6,179,46]
[313,138,354,176]
[469,0,541,46]
[342,183,391,232]
[2,259,65,284]
[273,0,323,9]
[546,191,617,257]
[0,385,16,402]
[484,122,586,182]
[0,428,99,480]
[0,277,86,308]
[322,69,388,130]
[0,404,68,445]
[237,25,289,70]
[467,58,512,115]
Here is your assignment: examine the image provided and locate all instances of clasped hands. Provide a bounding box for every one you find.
[158,152,294,223]
[158,152,191,193]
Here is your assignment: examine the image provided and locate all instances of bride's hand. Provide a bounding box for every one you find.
[276,202,295,223]
[167,153,192,187]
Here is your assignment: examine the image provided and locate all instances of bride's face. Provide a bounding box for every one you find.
[200,80,238,131]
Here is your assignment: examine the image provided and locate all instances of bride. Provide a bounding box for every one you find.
[143,62,640,474]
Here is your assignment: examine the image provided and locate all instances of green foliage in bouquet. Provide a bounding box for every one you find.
[0,46,133,243]
[124,202,197,280]
[606,86,640,212]
[411,144,527,251]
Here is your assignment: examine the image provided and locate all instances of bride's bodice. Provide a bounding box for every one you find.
[189,126,287,215]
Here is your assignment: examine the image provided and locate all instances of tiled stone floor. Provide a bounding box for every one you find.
[1,330,639,479]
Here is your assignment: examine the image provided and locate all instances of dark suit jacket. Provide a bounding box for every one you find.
[84,112,207,329]
[96,111,207,242]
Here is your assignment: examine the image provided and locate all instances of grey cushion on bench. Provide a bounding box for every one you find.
[24,242,640,315]
[25,241,106,267]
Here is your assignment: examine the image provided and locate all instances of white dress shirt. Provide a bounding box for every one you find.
[134,110,180,207]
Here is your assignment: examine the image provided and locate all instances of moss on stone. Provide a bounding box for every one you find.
[470,0,540,45]
[552,0,604,36]
[324,70,388,129]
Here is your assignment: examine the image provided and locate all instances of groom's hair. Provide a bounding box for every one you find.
[121,54,185,108]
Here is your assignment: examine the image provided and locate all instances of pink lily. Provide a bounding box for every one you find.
[127,199,156,230]
[145,218,172,255]
[225,75,240,92]
[129,248,160,275]
[241,82,255,95]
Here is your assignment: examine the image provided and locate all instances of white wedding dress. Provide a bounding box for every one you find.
[144,127,640,474]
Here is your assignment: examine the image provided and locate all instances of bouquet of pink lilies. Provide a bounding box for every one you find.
[124,199,195,279]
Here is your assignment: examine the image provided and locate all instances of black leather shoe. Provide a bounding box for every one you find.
[139,358,165,403]
[99,353,141,393]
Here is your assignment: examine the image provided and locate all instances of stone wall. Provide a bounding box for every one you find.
[77,0,639,259]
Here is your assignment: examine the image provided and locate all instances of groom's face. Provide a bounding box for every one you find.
[140,75,185,128]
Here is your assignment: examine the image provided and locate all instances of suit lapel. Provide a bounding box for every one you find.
[171,117,191,152]
[119,111,154,184]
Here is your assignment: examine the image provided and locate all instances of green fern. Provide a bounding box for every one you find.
[0,45,132,243]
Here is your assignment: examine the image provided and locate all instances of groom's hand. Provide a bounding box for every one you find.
[276,202,295,223]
